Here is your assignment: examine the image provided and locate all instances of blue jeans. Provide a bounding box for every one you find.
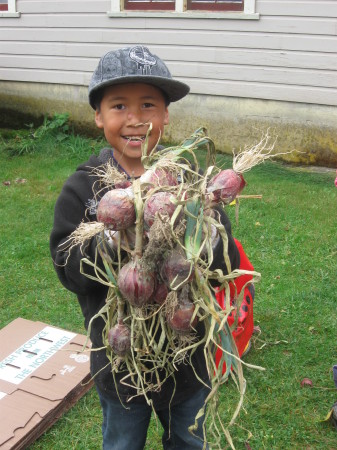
[97,386,209,450]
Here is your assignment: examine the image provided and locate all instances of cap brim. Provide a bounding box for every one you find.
[89,76,190,109]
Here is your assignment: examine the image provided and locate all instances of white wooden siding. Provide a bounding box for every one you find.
[0,0,336,106]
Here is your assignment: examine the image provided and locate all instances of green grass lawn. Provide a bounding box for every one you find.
[0,122,336,449]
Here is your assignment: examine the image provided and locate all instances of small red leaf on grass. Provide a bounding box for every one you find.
[300,378,313,387]
[2,180,11,186]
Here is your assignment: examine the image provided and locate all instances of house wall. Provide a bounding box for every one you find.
[0,0,336,166]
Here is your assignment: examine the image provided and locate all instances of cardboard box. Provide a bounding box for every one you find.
[0,318,94,449]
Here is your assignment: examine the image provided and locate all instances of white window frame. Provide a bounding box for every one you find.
[0,0,20,17]
[108,0,259,19]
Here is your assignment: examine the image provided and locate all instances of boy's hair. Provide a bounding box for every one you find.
[88,45,190,110]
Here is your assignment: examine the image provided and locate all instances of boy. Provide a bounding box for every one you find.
[50,45,241,449]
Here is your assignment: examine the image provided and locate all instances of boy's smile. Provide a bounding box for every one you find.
[95,83,169,176]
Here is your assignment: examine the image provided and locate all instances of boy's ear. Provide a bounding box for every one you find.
[95,110,104,129]
[164,108,169,125]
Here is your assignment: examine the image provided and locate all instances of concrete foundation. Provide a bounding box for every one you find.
[0,81,336,167]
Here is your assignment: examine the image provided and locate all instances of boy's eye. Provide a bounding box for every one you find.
[113,104,125,110]
[143,102,155,108]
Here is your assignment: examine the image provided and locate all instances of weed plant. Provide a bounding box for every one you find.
[1,113,104,159]
[0,119,336,449]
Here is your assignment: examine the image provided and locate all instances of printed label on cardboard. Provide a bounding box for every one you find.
[0,326,76,385]
[0,318,93,449]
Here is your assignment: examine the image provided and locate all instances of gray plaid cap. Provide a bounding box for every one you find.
[88,46,190,109]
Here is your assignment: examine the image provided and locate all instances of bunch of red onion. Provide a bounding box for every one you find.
[84,128,264,447]
[95,163,248,340]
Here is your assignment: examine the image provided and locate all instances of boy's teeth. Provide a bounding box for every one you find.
[126,136,144,141]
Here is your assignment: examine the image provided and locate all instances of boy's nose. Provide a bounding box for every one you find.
[127,109,142,125]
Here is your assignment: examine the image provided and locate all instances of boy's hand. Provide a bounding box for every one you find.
[200,223,220,257]
[104,229,120,249]
[104,227,136,251]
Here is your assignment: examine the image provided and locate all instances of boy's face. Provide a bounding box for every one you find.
[95,83,169,173]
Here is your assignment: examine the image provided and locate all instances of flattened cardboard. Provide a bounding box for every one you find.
[0,318,94,450]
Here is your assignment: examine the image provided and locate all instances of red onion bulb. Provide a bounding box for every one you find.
[114,180,132,189]
[97,188,135,230]
[118,260,155,307]
[108,323,131,357]
[160,248,194,290]
[144,191,177,229]
[140,167,178,193]
[167,300,197,334]
[207,169,246,205]
[152,281,169,305]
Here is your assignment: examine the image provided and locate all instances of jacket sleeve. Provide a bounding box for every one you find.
[50,170,108,296]
[208,205,240,276]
